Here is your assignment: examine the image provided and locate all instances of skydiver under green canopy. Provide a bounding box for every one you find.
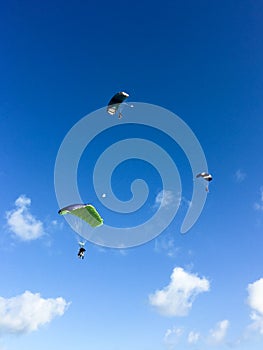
[78,246,86,259]
[58,203,103,259]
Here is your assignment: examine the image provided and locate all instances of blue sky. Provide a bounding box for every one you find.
[1,0,263,349]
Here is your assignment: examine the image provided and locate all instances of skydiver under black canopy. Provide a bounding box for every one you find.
[107,91,130,119]
[196,172,213,192]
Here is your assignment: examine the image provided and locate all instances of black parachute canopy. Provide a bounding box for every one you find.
[196,172,213,182]
[107,91,129,115]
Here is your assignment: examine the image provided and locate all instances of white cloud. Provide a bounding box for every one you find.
[6,195,45,241]
[208,320,229,345]
[181,196,192,208]
[234,169,246,183]
[188,331,200,344]
[164,326,184,348]
[154,235,180,258]
[0,291,70,335]
[0,343,7,350]
[254,187,263,211]
[247,278,263,334]
[149,267,210,317]
[155,190,179,208]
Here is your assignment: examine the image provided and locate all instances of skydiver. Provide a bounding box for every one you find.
[196,172,213,192]
[78,247,86,259]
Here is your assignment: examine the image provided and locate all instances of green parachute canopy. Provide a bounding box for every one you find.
[58,204,103,228]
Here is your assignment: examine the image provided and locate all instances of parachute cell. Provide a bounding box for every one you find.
[196,172,213,182]
[58,204,103,227]
[107,91,129,118]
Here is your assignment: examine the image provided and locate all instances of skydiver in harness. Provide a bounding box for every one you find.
[196,172,213,192]
[77,242,86,259]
